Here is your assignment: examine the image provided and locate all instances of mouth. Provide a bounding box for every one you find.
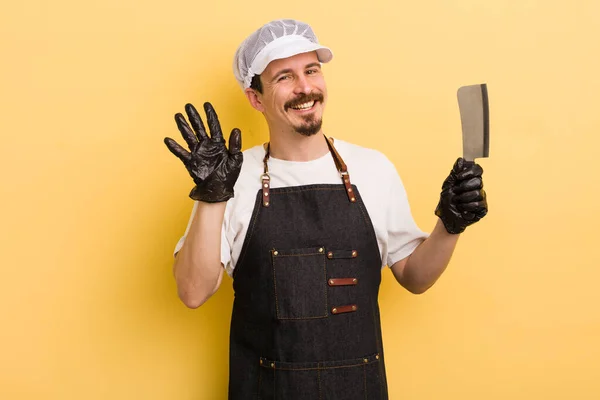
[285,93,324,113]
[289,100,316,111]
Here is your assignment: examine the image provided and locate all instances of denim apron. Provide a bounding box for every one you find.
[228,136,389,399]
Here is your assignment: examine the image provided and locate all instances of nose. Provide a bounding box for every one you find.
[293,74,312,95]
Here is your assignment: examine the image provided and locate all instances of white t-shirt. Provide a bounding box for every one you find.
[174,139,429,277]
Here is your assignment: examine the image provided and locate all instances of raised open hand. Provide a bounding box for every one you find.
[164,102,243,202]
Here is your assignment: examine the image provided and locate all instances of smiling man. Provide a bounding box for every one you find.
[248,54,326,137]
[164,19,488,399]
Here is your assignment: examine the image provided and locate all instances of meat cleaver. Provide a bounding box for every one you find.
[457,84,490,162]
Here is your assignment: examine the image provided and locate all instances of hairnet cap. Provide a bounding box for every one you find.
[233,19,333,90]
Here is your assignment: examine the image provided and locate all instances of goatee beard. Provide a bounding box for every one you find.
[285,92,324,136]
[294,117,323,136]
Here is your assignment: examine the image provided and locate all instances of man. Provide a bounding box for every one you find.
[164,19,487,400]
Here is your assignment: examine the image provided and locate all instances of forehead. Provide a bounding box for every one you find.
[262,51,320,77]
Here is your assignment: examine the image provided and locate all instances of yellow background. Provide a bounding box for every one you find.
[2,0,599,398]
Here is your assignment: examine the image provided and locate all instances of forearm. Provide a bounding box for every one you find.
[395,219,460,294]
[173,201,226,308]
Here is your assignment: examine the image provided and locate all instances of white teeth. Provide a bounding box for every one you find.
[291,101,315,110]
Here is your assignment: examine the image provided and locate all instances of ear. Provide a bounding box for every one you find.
[245,88,265,112]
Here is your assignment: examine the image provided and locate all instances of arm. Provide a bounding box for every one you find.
[173,202,226,308]
[164,102,243,308]
[391,158,487,294]
[390,219,459,294]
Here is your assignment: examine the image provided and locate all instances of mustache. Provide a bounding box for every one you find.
[285,93,324,110]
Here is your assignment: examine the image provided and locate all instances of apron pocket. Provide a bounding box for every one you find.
[258,353,382,400]
[271,246,328,320]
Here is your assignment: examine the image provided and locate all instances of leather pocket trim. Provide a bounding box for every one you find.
[328,278,358,286]
[331,304,357,314]
[326,249,358,259]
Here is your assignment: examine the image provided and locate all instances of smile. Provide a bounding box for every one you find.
[290,101,315,111]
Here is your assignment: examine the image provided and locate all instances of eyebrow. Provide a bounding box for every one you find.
[271,62,322,82]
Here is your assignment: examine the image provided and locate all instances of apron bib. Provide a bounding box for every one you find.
[228,136,389,399]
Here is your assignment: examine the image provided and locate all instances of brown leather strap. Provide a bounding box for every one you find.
[328,278,358,286]
[324,136,347,173]
[331,304,358,314]
[326,249,358,259]
[325,137,355,203]
[262,135,356,205]
[261,144,271,207]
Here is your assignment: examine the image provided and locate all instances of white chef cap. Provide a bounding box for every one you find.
[233,19,333,90]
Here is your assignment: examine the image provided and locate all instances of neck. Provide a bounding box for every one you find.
[268,129,329,161]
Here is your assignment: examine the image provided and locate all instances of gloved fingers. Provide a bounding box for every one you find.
[452,157,466,173]
[457,201,487,212]
[462,209,487,222]
[474,207,488,218]
[164,137,191,163]
[460,210,477,221]
[458,188,487,211]
[228,128,242,155]
[175,113,199,150]
[204,102,224,142]
[456,189,487,212]
[454,189,484,203]
[455,177,483,193]
[185,103,208,141]
[456,162,483,181]
[461,205,487,220]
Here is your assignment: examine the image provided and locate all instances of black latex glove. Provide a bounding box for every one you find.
[164,102,243,203]
[435,158,488,234]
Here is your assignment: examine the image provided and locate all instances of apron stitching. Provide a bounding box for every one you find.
[256,366,262,400]
[276,315,328,321]
[273,253,324,257]
[255,359,377,371]
[233,193,263,277]
[323,255,328,317]
[364,363,368,400]
[318,365,322,400]
[356,193,383,265]
[356,191,386,400]
[270,187,346,194]
[273,256,280,319]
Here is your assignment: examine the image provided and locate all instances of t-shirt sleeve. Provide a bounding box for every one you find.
[173,201,232,271]
[384,163,430,267]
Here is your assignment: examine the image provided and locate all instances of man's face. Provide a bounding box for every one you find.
[254,51,327,137]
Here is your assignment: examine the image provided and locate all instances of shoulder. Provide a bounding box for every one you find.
[236,144,266,184]
[241,143,267,166]
[331,138,408,203]
[332,138,398,176]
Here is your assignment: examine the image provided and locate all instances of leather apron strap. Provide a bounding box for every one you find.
[261,135,356,207]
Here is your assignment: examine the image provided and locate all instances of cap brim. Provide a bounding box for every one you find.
[251,36,333,76]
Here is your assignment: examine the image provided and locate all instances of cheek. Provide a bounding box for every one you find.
[271,90,291,110]
[314,76,327,90]
[263,96,283,117]
[260,91,279,112]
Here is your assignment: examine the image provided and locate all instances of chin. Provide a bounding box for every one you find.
[294,120,323,136]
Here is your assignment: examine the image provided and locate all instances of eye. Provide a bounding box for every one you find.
[277,74,291,82]
[306,69,319,75]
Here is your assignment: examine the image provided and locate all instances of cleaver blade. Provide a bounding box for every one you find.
[457,84,489,162]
